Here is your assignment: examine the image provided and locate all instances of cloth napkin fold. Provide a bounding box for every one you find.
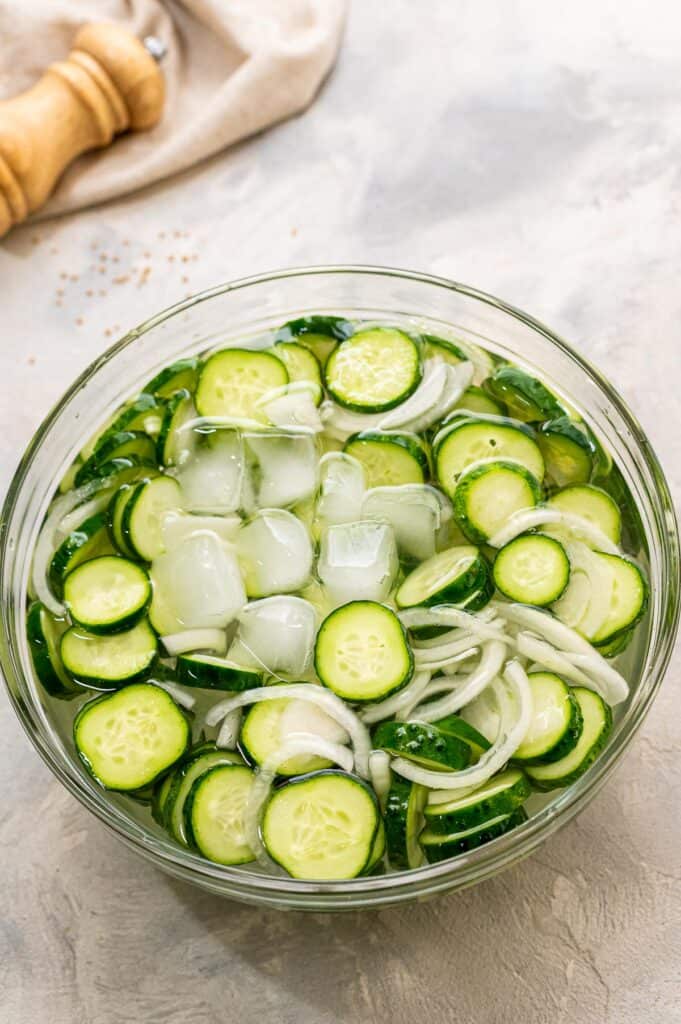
[0,0,346,219]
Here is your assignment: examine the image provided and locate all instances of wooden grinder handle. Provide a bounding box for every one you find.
[0,22,165,237]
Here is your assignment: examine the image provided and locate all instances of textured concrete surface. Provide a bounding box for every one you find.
[1,3,680,1022]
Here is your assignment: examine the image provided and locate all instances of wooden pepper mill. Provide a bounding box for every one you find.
[0,22,165,237]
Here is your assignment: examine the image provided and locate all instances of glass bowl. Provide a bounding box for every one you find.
[1,266,678,911]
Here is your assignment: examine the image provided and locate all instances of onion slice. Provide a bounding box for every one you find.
[161,628,227,657]
[391,659,533,791]
[398,606,508,643]
[149,679,197,710]
[216,708,242,749]
[406,640,509,722]
[488,508,620,555]
[205,684,371,778]
[360,670,432,725]
[369,750,392,809]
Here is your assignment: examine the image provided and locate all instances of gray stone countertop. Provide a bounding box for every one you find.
[1,3,680,1022]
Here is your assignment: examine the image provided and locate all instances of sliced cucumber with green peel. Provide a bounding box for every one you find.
[239,697,341,776]
[75,431,157,487]
[591,554,648,644]
[108,485,139,558]
[384,779,427,869]
[395,545,489,608]
[74,683,189,790]
[526,687,612,790]
[176,654,262,691]
[483,366,563,423]
[493,534,570,606]
[424,769,530,832]
[196,349,288,420]
[262,770,379,880]
[122,476,183,561]
[422,334,469,365]
[145,358,199,398]
[185,764,257,864]
[547,485,621,544]
[512,672,583,765]
[102,394,165,442]
[49,512,116,597]
[325,328,421,412]
[26,602,79,697]
[552,548,648,644]
[164,745,243,844]
[64,556,151,634]
[61,617,157,688]
[373,720,471,771]
[315,601,413,702]
[594,627,635,658]
[366,820,386,872]
[156,388,196,467]
[420,808,527,862]
[538,417,595,487]
[453,460,542,544]
[435,419,545,495]
[431,715,492,759]
[453,385,505,417]
[343,432,428,488]
[275,315,354,366]
[270,342,322,401]
[151,769,176,826]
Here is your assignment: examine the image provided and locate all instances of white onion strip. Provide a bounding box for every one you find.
[161,629,227,657]
[205,685,371,777]
[406,640,509,722]
[216,708,242,749]
[413,645,479,672]
[391,660,533,791]
[369,750,392,809]
[395,676,462,720]
[360,670,432,725]
[488,508,619,554]
[399,606,509,642]
[55,489,114,540]
[149,679,197,710]
[244,734,356,863]
[492,602,598,656]
[515,633,594,689]
[31,478,113,616]
[562,651,629,706]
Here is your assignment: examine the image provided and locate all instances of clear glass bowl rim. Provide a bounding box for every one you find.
[1,263,679,909]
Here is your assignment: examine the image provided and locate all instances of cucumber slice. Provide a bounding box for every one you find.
[122,476,183,561]
[196,349,288,420]
[453,461,542,544]
[275,315,354,366]
[49,512,116,598]
[594,627,635,659]
[262,770,379,880]
[156,389,196,467]
[61,617,157,688]
[373,721,471,771]
[395,544,489,608]
[270,342,322,401]
[422,334,469,364]
[483,366,563,423]
[423,768,530,831]
[26,602,79,697]
[108,484,139,558]
[512,672,583,764]
[526,687,612,790]
[384,779,427,869]
[315,601,413,703]
[237,509,313,598]
[176,654,262,691]
[366,820,386,873]
[64,556,151,634]
[343,432,428,488]
[103,394,165,440]
[435,420,545,495]
[145,358,199,398]
[151,770,176,826]
[239,697,345,776]
[453,385,505,417]
[75,431,157,487]
[591,554,648,644]
[164,745,243,844]
[325,328,421,412]
[493,534,570,606]
[420,808,527,862]
[74,683,189,790]
[186,764,257,865]
[547,485,621,544]
[430,715,492,759]
[537,417,595,488]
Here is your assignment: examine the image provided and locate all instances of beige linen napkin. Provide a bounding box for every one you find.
[0,0,346,219]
